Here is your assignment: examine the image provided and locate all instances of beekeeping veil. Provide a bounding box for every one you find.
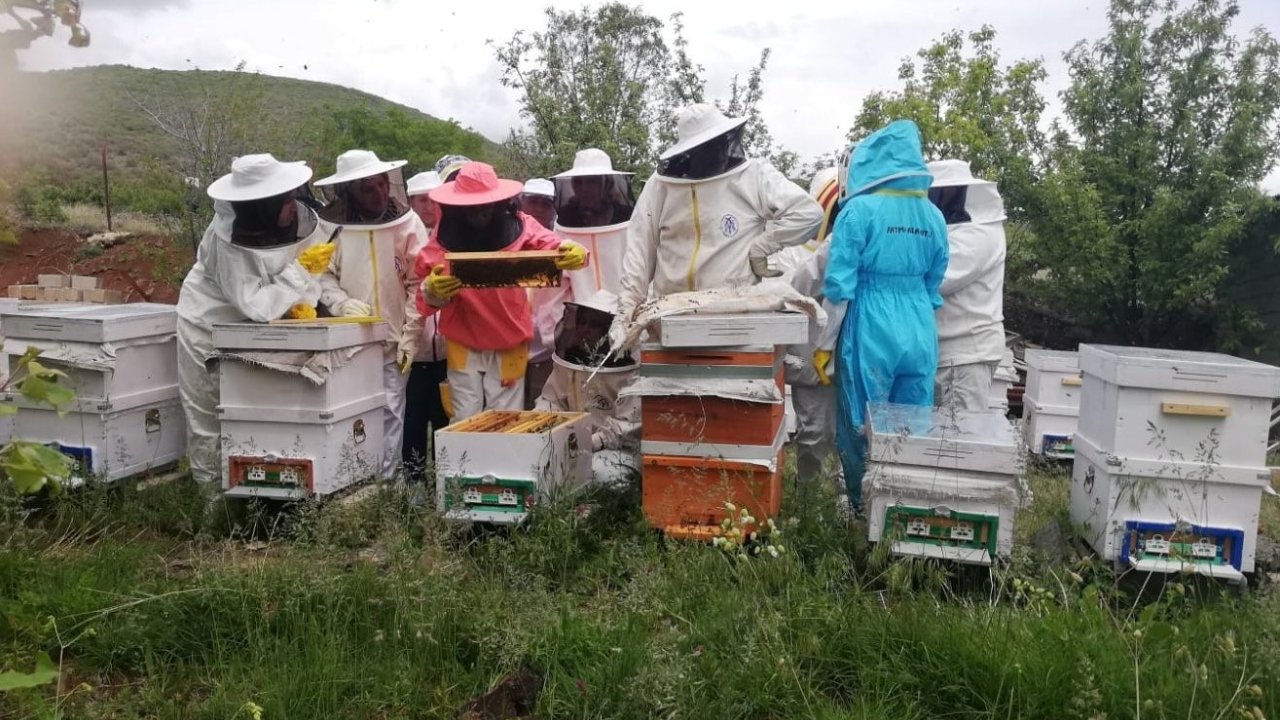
[314,149,411,229]
[552,149,635,297]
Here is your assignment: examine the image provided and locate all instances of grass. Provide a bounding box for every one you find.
[60,203,169,237]
[1,468,1277,719]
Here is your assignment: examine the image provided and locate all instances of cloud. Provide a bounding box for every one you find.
[9,0,1280,168]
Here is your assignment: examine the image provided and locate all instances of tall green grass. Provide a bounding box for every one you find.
[0,472,1276,719]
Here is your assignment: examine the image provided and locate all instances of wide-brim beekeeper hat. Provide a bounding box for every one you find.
[314,149,408,187]
[207,154,312,202]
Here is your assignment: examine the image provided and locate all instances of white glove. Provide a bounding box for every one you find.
[748,245,782,279]
[333,298,373,317]
[607,317,629,354]
[396,329,419,374]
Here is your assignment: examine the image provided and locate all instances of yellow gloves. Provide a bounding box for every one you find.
[555,242,587,270]
[287,303,317,320]
[285,244,337,321]
[814,349,834,385]
[424,264,462,303]
[297,243,337,274]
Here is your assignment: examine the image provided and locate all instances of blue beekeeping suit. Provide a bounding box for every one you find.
[821,120,949,510]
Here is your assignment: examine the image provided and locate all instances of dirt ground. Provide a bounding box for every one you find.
[0,226,190,304]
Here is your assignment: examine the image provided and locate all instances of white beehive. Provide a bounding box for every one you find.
[864,403,1025,565]
[213,321,388,499]
[1024,350,1082,409]
[1,303,184,482]
[435,410,592,525]
[1077,345,1280,468]
[989,348,1016,412]
[658,312,809,348]
[0,298,17,444]
[1070,432,1266,582]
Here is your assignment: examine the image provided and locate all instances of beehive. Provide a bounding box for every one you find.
[435,410,592,524]
[1069,344,1280,580]
[214,321,387,498]
[1023,349,1081,458]
[864,402,1025,565]
[1,303,183,483]
[629,321,794,540]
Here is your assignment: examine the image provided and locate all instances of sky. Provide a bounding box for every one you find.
[11,0,1280,190]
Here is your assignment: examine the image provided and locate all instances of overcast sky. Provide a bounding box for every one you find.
[13,0,1280,189]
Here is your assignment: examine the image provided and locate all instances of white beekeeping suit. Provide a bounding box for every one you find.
[553,148,635,299]
[614,104,823,338]
[175,154,331,485]
[315,149,428,479]
[535,290,640,485]
[771,166,841,486]
[927,159,1007,411]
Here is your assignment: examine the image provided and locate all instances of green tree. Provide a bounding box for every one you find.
[312,104,487,177]
[493,3,672,178]
[849,25,1048,217]
[1022,0,1280,349]
[494,4,793,179]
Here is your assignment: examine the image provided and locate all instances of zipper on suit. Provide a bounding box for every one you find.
[687,185,702,291]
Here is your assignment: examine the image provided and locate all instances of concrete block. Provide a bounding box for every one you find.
[70,275,99,291]
[37,274,67,288]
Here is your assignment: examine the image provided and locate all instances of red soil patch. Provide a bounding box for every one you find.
[0,226,190,304]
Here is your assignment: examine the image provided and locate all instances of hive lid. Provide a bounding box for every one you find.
[867,402,1022,475]
[212,320,388,352]
[0,303,176,343]
[1079,344,1280,398]
[658,311,810,348]
[1025,349,1080,374]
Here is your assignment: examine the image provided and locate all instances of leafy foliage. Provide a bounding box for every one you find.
[0,347,76,496]
[849,25,1048,218]
[1022,0,1280,348]
[313,105,487,178]
[494,4,795,179]
[849,1,1280,351]
[0,652,57,693]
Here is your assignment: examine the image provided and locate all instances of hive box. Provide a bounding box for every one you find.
[213,321,387,498]
[1023,350,1082,458]
[864,403,1025,565]
[642,451,783,541]
[0,298,17,444]
[1023,398,1079,458]
[435,410,592,524]
[658,312,809,348]
[1069,433,1266,581]
[638,344,785,446]
[1,303,183,482]
[1077,345,1280,468]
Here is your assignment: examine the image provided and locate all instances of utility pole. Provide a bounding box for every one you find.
[100,142,112,232]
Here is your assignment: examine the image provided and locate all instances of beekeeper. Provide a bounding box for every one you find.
[772,166,841,486]
[819,120,949,511]
[553,148,634,299]
[314,149,429,479]
[520,178,557,231]
[614,103,823,338]
[927,159,1007,411]
[414,162,586,420]
[402,170,449,478]
[176,154,334,485]
[435,154,471,182]
[521,178,560,408]
[535,290,640,484]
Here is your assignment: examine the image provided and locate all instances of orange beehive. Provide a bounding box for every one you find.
[642,452,784,540]
[638,345,785,446]
[641,391,784,445]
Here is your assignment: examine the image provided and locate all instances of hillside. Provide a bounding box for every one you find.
[0,65,501,184]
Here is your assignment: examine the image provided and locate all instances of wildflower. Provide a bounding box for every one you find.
[725,502,737,513]
[767,546,779,558]
[1247,685,1264,699]
[776,544,786,554]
